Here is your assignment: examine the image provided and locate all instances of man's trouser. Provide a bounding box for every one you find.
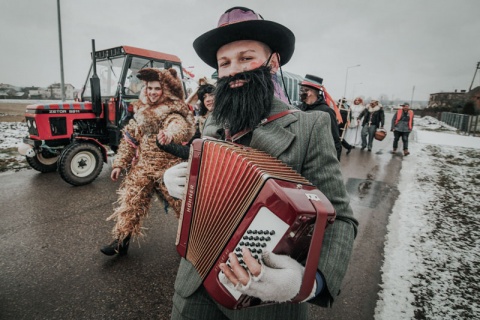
[361,125,377,149]
[393,131,410,150]
[171,285,308,320]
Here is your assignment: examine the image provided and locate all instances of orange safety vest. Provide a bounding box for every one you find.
[395,109,414,130]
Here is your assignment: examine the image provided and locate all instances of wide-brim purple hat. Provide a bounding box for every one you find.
[193,7,295,69]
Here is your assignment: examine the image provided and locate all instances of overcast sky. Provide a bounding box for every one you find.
[1,0,479,102]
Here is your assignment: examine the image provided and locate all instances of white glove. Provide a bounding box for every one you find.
[163,162,188,199]
[219,251,316,303]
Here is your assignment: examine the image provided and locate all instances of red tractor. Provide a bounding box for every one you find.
[18,41,187,186]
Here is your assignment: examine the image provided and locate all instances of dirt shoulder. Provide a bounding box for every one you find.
[0,102,29,122]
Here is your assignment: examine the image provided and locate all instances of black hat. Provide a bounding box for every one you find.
[305,74,323,85]
[299,74,323,91]
[400,102,410,106]
[193,7,295,69]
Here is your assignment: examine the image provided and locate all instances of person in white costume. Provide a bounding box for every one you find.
[344,97,365,147]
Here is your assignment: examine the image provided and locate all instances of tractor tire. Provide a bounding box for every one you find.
[26,152,59,173]
[58,143,104,186]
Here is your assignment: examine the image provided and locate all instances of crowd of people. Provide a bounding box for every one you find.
[98,6,415,319]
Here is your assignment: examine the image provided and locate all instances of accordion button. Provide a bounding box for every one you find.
[264,230,269,234]
[239,241,244,246]
[243,235,248,240]
[247,230,253,234]
[254,236,259,241]
[235,247,241,252]
[257,249,262,254]
[252,230,258,234]
[261,243,266,247]
[265,236,271,241]
[256,243,261,247]
[251,248,256,253]
[258,230,264,235]
[260,236,265,241]
[269,230,275,235]
[248,236,253,240]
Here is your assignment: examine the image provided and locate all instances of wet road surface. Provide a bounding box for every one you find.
[1,113,404,319]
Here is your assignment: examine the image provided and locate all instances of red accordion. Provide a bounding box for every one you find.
[176,138,336,309]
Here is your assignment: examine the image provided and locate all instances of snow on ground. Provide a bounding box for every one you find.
[0,122,28,149]
[1,117,479,319]
[374,117,480,320]
[0,122,29,171]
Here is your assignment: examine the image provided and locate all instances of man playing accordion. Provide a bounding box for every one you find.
[163,6,358,320]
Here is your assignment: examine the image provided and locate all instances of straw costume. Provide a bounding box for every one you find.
[107,68,195,243]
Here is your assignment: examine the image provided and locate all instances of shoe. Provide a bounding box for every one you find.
[368,149,372,152]
[390,149,397,154]
[351,146,356,149]
[361,146,366,150]
[346,147,352,155]
[101,235,131,256]
[404,150,410,156]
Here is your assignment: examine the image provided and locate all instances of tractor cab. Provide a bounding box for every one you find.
[82,45,185,100]
[81,45,185,128]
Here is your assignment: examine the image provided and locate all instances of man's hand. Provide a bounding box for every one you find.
[219,249,311,303]
[111,168,122,181]
[163,162,188,199]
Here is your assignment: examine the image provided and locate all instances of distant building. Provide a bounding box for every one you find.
[466,86,480,101]
[428,89,467,108]
[280,71,305,105]
[27,86,49,99]
[13,92,28,99]
[47,83,75,99]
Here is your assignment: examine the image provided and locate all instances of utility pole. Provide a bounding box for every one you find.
[410,85,415,107]
[57,0,65,101]
[343,64,361,100]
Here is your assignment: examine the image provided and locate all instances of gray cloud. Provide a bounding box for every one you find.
[1,0,479,101]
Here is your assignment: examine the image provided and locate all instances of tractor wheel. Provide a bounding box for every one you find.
[58,143,104,186]
[26,152,59,173]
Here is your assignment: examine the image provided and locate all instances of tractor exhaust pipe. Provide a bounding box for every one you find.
[90,39,102,117]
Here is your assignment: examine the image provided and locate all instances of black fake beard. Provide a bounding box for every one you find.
[299,93,307,102]
[213,65,274,134]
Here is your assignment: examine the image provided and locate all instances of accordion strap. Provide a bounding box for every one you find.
[226,109,300,142]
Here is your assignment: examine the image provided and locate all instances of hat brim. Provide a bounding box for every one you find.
[299,81,322,91]
[300,84,322,91]
[193,20,295,69]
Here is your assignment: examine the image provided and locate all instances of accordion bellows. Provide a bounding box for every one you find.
[176,138,336,309]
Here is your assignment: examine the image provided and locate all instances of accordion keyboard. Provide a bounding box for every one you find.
[220,206,290,300]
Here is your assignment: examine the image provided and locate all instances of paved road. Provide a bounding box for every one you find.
[0,113,404,320]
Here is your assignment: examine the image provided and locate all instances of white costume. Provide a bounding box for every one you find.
[344,100,365,146]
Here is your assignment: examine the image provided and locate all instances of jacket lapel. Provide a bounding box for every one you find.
[250,99,298,158]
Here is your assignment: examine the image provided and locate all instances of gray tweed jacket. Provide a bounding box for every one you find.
[174,97,358,308]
